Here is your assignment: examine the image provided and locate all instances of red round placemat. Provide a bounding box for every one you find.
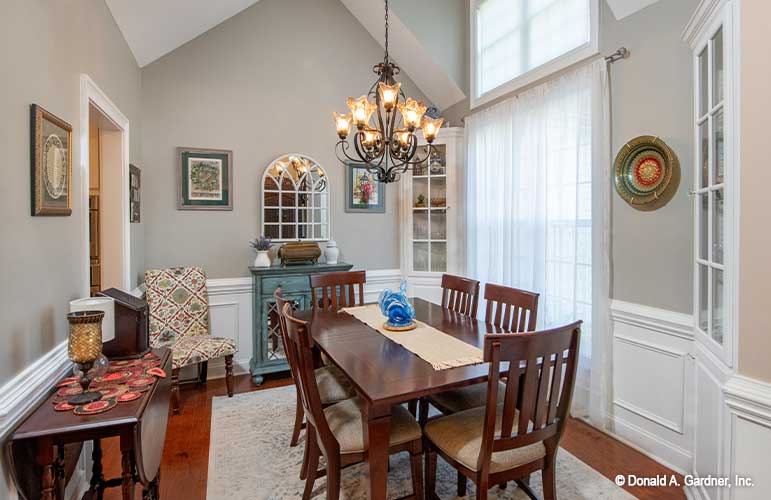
[117,391,142,403]
[57,386,83,397]
[57,377,80,388]
[74,399,117,416]
[93,371,132,385]
[54,402,75,412]
[97,386,126,399]
[127,377,155,388]
[146,367,167,378]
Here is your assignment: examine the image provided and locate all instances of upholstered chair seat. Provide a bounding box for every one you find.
[322,398,422,454]
[428,381,507,415]
[315,365,355,404]
[171,336,237,369]
[424,405,545,474]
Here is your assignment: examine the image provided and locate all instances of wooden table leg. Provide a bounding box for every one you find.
[36,439,55,500]
[120,435,135,500]
[362,405,392,500]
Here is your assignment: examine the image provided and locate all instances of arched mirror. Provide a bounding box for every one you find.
[261,154,329,241]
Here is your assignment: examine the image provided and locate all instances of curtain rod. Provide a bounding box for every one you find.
[605,47,629,64]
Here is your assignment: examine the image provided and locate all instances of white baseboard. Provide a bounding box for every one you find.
[608,414,692,474]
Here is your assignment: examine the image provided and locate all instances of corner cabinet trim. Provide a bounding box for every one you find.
[249,262,353,385]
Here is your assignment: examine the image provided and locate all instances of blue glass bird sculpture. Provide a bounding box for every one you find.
[378,280,416,329]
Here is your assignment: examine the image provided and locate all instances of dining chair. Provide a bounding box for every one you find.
[282,303,424,500]
[144,266,236,414]
[421,284,540,425]
[274,290,355,479]
[424,321,582,500]
[309,271,366,310]
[441,274,480,318]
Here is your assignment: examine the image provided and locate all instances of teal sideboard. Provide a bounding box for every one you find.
[249,262,353,385]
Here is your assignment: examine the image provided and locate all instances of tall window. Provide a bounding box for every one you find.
[261,154,329,241]
[472,0,598,107]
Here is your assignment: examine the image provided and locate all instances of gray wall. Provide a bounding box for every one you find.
[140,0,431,278]
[443,0,697,313]
[0,0,142,387]
[391,0,468,95]
[603,0,697,313]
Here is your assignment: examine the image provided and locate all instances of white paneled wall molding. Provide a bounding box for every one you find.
[610,300,696,474]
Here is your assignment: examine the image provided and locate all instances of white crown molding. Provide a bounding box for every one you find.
[0,341,71,439]
[610,299,694,341]
[682,0,728,47]
[207,277,252,296]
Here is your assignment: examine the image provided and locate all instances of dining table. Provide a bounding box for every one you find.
[296,297,509,500]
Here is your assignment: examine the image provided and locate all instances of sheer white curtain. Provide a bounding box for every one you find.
[465,59,611,427]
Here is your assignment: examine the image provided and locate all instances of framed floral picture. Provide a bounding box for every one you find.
[345,163,385,213]
[30,104,72,216]
[177,147,233,210]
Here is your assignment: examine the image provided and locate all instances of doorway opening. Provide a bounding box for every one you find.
[80,74,131,296]
[88,105,125,294]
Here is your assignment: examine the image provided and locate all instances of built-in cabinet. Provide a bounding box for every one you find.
[683,1,739,498]
[399,127,464,302]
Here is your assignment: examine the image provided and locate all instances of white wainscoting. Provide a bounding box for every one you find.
[609,300,696,474]
[723,375,771,500]
[0,341,87,500]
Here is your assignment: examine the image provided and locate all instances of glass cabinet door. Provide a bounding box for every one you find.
[695,26,725,346]
[412,145,448,273]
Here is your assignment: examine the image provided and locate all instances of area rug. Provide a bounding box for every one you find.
[207,387,635,499]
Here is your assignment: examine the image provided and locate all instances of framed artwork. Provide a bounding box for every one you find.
[129,164,141,223]
[345,162,385,213]
[177,147,233,210]
[30,104,72,216]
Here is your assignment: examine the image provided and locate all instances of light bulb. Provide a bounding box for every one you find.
[378,81,401,111]
[421,116,444,143]
[347,95,376,129]
[397,98,427,131]
[332,112,351,139]
[394,129,411,148]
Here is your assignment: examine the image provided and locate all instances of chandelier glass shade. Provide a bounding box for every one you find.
[332,0,443,183]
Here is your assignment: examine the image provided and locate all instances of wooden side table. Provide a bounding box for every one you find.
[6,348,172,500]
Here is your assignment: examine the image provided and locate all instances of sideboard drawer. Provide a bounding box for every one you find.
[261,275,309,295]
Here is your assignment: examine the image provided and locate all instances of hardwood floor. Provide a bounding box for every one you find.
[99,373,684,499]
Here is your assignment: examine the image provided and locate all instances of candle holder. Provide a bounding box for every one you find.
[66,310,105,404]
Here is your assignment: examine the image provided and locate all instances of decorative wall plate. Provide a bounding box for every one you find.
[613,135,680,210]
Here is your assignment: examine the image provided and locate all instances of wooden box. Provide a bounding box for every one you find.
[96,288,150,359]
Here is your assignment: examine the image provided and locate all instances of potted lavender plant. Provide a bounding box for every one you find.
[250,236,273,268]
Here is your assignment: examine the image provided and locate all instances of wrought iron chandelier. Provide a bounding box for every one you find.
[332,0,444,183]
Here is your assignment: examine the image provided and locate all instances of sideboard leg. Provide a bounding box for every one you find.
[251,374,264,386]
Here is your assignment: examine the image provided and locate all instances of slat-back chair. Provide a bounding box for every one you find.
[282,303,424,500]
[484,283,539,332]
[424,321,582,500]
[441,274,480,318]
[309,271,366,310]
[274,290,354,481]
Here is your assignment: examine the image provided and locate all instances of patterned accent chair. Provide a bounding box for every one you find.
[144,266,236,413]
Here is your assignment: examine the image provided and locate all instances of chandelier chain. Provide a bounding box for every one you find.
[384,0,389,63]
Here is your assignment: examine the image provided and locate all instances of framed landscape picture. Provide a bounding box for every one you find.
[345,162,385,213]
[30,104,72,216]
[177,147,233,210]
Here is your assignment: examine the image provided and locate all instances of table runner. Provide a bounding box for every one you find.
[341,304,483,370]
